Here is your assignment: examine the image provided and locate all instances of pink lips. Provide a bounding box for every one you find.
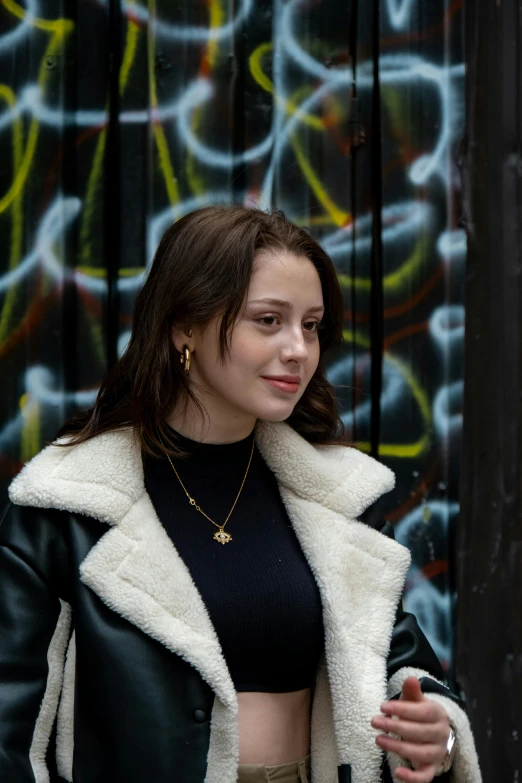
[261,376,301,394]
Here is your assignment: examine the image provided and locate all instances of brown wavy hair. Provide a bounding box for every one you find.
[55,203,349,457]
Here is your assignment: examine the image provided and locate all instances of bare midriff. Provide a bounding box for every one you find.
[237,688,312,766]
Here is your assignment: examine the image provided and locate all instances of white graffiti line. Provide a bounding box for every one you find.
[92,0,253,42]
[384,0,417,30]
[175,80,274,168]
[258,0,290,210]
[402,579,452,664]
[322,201,433,264]
[433,381,464,440]
[118,330,131,358]
[0,408,29,449]
[143,190,234,280]
[0,0,37,54]
[260,76,349,207]
[35,198,109,293]
[0,83,200,130]
[261,53,462,206]
[126,188,260,294]
[281,0,352,84]
[0,197,109,295]
[429,305,465,350]
[437,229,467,262]
[357,56,465,186]
[120,189,240,294]
[395,500,460,543]
[327,354,407,431]
[394,501,460,662]
[25,365,98,407]
[0,196,79,291]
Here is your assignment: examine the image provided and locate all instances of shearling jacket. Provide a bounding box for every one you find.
[0,420,481,783]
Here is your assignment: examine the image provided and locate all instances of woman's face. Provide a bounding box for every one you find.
[172,249,324,437]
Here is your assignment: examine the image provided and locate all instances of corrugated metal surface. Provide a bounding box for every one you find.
[0,1,465,671]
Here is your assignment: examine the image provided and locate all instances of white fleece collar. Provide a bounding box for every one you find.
[9,420,395,525]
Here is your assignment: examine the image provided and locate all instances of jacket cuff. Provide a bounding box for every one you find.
[385,667,482,783]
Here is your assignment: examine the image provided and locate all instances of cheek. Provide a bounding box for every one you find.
[227,330,273,372]
[306,340,321,376]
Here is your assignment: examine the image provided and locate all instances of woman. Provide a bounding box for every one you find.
[0,205,480,783]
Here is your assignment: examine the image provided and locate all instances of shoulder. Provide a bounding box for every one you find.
[7,427,143,526]
[0,500,107,595]
[256,420,396,520]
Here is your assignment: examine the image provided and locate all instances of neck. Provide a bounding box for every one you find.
[166,397,257,445]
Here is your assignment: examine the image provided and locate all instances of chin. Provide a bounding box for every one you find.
[252,402,298,422]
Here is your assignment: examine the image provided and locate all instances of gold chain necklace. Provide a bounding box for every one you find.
[161,435,255,545]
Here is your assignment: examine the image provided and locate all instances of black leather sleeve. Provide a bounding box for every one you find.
[373,518,461,783]
[375,519,463,710]
[0,502,71,782]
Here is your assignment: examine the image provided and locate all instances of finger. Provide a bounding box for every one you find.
[380,699,445,723]
[375,735,442,767]
[400,676,424,703]
[394,765,438,783]
[371,715,449,745]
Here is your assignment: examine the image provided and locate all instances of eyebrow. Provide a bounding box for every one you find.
[248,298,325,313]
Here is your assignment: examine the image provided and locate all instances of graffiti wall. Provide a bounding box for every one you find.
[0,1,465,672]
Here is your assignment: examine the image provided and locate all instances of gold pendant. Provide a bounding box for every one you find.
[214,529,232,545]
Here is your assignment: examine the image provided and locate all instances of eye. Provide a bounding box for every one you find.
[303,320,322,332]
[257,315,280,327]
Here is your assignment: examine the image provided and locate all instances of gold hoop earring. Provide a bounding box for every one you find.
[180,345,191,374]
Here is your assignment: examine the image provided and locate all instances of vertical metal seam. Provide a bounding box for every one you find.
[349,0,359,444]
[104,0,122,371]
[370,0,384,459]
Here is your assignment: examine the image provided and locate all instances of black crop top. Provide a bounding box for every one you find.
[142,426,325,693]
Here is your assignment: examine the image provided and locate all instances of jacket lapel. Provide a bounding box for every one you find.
[277,488,410,781]
[9,420,411,783]
[8,426,237,712]
[78,492,238,711]
[255,421,411,781]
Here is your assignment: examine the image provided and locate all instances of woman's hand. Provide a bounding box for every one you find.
[371,676,451,783]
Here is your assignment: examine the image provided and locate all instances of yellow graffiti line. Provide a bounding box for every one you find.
[76,266,150,278]
[250,46,350,227]
[337,232,429,293]
[381,85,409,143]
[84,304,108,376]
[119,18,140,94]
[0,85,24,344]
[119,267,145,276]
[78,138,107,364]
[290,131,349,227]
[185,125,205,196]
[80,5,141,268]
[20,395,41,462]
[341,330,431,458]
[206,0,224,66]
[1,0,73,33]
[0,27,72,214]
[249,43,325,130]
[76,266,106,278]
[147,0,179,206]
[154,123,180,205]
[186,0,224,196]
[79,131,107,266]
[294,214,341,228]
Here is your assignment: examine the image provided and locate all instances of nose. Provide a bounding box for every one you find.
[280,325,309,365]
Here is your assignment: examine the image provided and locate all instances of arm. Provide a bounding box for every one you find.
[0,502,72,782]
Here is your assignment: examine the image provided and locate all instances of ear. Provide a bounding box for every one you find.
[171,325,193,354]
